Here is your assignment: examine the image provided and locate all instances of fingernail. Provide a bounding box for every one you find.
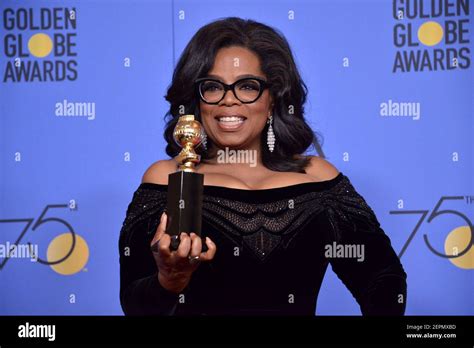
[160,212,166,222]
[151,240,159,252]
[206,237,210,244]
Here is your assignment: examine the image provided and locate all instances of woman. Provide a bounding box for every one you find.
[119,17,407,316]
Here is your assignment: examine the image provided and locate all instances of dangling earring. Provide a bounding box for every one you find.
[200,129,208,151]
[267,115,275,153]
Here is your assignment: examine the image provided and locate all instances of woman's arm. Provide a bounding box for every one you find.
[324,175,407,315]
[118,187,181,315]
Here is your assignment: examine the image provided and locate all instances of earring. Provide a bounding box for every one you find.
[200,130,208,151]
[267,115,275,153]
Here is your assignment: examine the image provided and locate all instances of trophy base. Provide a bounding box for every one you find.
[166,170,205,251]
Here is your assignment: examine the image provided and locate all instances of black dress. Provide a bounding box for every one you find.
[118,172,407,316]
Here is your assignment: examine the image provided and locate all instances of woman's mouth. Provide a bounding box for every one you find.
[215,115,247,131]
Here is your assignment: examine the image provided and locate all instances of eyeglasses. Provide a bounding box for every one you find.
[195,77,270,104]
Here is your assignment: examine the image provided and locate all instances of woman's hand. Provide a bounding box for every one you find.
[150,211,217,293]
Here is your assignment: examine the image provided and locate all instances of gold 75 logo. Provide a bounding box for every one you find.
[0,204,89,275]
[391,196,473,268]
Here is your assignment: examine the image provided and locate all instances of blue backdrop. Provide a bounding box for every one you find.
[0,0,472,315]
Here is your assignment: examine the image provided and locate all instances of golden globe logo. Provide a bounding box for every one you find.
[445,226,473,270]
[28,33,54,58]
[47,233,89,275]
[2,7,78,82]
[392,0,470,72]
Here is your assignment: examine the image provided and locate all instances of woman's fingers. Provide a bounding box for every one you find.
[189,233,202,258]
[157,233,172,258]
[200,236,217,261]
[150,214,217,266]
[150,211,167,247]
[176,232,191,259]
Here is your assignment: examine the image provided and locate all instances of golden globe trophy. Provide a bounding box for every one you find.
[166,114,205,251]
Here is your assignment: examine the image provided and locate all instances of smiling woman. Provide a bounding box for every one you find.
[163,17,323,173]
[118,17,407,316]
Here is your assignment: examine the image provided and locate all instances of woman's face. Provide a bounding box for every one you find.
[199,46,273,152]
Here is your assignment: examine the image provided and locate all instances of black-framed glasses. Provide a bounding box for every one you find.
[195,77,270,104]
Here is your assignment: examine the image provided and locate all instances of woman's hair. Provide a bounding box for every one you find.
[163,16,325,173]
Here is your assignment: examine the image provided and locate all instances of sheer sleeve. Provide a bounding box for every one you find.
[324,175,407,315]
[118,185,180,315]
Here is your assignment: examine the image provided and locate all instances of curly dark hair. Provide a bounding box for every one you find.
[163,17,325,173]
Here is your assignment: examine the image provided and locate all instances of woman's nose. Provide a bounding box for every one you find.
[220,88,240,105]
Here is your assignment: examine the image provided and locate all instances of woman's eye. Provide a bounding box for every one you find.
[203,83,221,91]
[239,83,259,90]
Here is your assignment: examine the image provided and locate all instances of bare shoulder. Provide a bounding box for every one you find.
[304,155,340,182]
[141,159,177,184]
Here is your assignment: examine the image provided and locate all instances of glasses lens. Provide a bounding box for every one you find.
[235,79,262,102]
[200,81,224,103]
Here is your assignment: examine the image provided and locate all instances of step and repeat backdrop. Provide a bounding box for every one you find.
[0,0,472,315]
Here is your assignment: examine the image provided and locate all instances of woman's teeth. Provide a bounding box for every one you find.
[217,116,246,127]
[216,116,246,130]
[217,116,245,123]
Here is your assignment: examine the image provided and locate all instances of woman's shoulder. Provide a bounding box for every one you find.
[303,155,340,182]
[141,159,177,184]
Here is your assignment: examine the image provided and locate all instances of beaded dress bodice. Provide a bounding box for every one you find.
[119,172,407,316]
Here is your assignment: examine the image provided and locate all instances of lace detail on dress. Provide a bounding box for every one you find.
[203,193,326,261]
[119,174,382,262]
[323,176,382,242]
[120,188,167,245]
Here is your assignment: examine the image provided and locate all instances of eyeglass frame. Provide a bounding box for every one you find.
[194,76,270,105]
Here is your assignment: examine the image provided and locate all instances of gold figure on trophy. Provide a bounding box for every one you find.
[173,114,205,172]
